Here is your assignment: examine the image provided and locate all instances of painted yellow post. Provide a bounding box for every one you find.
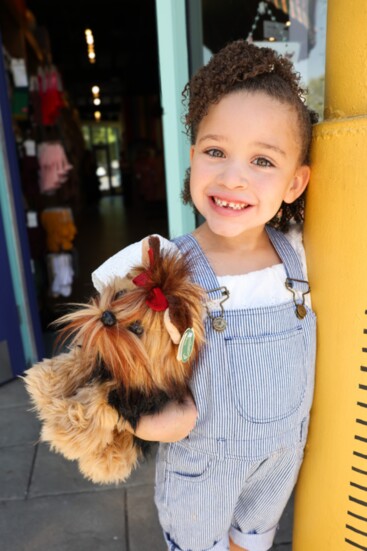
[293,1,367,549]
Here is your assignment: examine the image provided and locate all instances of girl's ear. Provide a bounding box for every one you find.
[283,165,311,204]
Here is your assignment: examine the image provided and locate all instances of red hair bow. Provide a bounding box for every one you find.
[132,247,169,312]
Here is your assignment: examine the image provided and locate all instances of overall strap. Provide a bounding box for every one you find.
[172,235,223,301]
[265,225,305,281]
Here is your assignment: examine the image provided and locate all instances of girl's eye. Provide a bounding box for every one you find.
[253,157,274,168]
[206,148,224,158]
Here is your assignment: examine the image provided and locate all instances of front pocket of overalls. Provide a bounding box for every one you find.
[166,443,213,483]
[226,327,307,423]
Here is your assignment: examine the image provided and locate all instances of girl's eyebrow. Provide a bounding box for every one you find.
[197,134,228,144]
[253,141,286,157]
[197,136,287,157]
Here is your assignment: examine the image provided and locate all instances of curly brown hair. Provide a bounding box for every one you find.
[181,39,318,232]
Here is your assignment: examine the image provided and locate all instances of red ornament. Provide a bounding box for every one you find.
[132,247,168,312]
[146,288,169,312]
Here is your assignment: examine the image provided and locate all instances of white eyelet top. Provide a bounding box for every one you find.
[214,264,289,310]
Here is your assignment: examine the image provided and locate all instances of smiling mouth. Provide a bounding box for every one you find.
[212,197,250,210]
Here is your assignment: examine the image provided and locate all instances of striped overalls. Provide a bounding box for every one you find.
[155,226,317,551]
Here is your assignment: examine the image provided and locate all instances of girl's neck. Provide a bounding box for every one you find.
[193,222,268,252]
[192,223,282,276]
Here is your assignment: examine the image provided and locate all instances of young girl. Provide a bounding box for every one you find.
[92,40,317,551]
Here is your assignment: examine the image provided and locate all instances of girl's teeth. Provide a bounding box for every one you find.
[214,197,247,210]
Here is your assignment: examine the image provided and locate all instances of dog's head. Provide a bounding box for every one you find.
[55,236,205,395]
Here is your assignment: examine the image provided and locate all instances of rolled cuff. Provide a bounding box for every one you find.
[164,531,230,551]
[229,525,277,551]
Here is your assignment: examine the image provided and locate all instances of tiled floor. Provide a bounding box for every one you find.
[0,378,165,551]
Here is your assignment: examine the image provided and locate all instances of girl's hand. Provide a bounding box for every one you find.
[124,393,198,443]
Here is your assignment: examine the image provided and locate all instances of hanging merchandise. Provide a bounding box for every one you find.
[9,58,30,120]
[0,13,83,331]
[40,207,77,252]
[10,58,28,87]
[46,253,74,297]
[37,142,73,195]
[11,88,29,119]
[24,138,36,157]
[37,65,65,126]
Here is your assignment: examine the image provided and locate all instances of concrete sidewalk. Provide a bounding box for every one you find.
[0,378,293,550]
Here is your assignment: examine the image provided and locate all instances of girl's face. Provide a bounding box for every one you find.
[190,91,310,240]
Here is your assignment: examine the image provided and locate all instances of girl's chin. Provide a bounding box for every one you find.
[204,221,265,239]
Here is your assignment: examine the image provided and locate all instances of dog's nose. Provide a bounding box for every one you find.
[101,310,117,326]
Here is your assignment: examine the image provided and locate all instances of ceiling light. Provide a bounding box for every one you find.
[93,98,101,106]
[92,86,100,95]
[85,29,96,64]
[94,111,101,121]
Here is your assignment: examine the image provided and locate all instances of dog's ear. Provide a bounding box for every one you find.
[141,237,150,266]
[141,235,161,267]
[163,309,181,344]
[140,235,196,347]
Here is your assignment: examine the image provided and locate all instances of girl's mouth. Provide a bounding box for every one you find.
[212,196,250,210]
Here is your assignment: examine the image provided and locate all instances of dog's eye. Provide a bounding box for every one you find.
[114,290,126,300]
[128,321,144,336]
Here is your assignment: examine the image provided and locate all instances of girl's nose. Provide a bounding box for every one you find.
[220,162,249,189]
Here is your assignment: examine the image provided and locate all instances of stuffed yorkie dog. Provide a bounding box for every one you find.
[25,236,205,484]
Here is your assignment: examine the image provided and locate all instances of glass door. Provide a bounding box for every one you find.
[195,0,328,119]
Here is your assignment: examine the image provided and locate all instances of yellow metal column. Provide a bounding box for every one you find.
[293,1,367,549]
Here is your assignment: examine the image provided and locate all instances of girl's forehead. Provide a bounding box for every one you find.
[198,91,299,134]
[210,90,295,116]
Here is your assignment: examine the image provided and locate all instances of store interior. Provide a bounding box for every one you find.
[0,0,169,338]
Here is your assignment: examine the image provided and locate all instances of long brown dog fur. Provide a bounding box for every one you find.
[25,236,205,484]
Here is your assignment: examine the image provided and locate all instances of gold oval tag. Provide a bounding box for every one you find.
[212,317,227,332]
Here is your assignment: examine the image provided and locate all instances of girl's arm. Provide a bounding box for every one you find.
[124,393,198,443]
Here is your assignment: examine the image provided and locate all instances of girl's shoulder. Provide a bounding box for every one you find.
[91,234,178,293]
